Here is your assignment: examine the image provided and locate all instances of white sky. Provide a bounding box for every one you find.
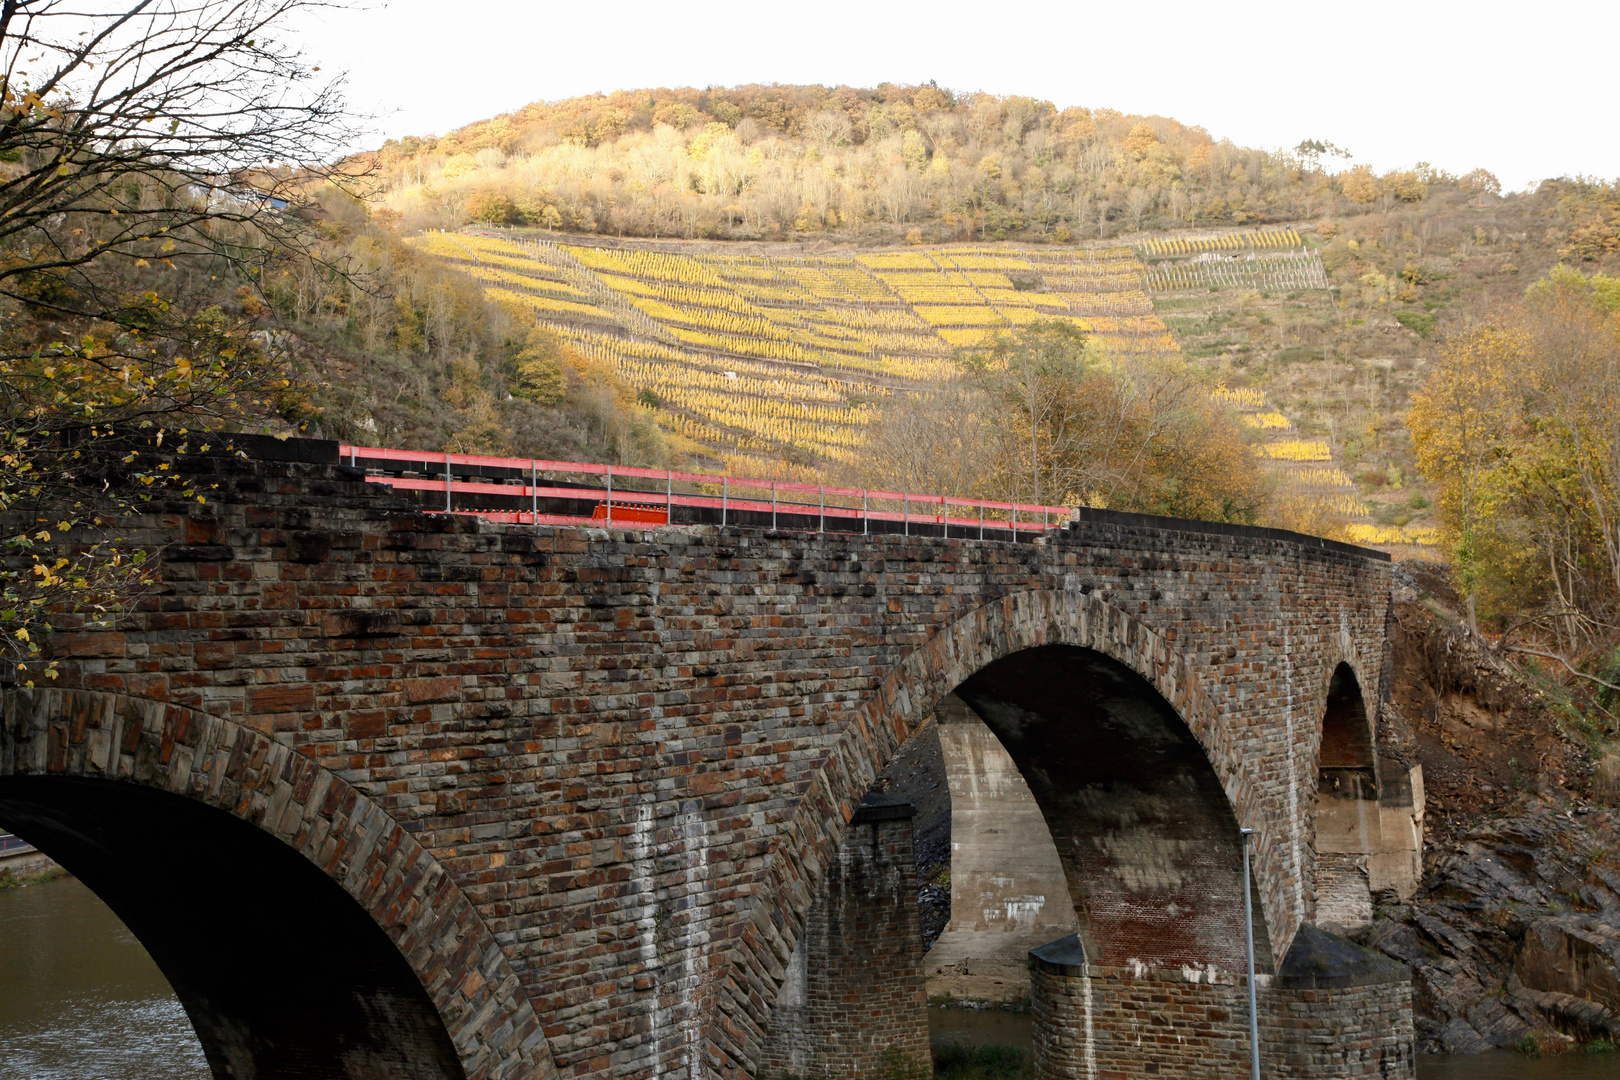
[288,0,1614,193]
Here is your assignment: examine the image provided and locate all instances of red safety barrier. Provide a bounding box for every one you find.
[592,503,669,525]
[338,445,1072,539]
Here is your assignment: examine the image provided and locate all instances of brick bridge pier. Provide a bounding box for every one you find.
[0,441,1416,1080]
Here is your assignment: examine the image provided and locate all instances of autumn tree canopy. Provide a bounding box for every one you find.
[1410,266,1620,684]
[363,84,1502,245]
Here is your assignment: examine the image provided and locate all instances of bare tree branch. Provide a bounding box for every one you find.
[0,0,360,683]
[1505,644,1620,694]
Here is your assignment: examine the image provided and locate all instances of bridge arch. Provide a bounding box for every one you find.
[714,586,1281,1078]
[1311,659,1381,929]
[0,688,557,1080]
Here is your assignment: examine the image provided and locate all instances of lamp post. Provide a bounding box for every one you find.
[1241,826,1260,1080]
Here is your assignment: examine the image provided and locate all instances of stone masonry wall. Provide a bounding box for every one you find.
[1265,978,1414,1079]
[3,450,1397,1080]
[1033,958,1413,1080]
[1032,957,1251,1079]
[758,798,928,1078]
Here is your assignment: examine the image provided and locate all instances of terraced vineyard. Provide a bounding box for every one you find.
[1138,227,1437,548]
[412,226,1436,549]
[1209,380,1436,546]
[1146,250,1330,292]
[410,231,1173,472]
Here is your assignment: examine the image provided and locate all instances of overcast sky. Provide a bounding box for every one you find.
[289,0,1613,192]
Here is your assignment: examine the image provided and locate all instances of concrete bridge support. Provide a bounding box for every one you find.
[758,796,929,1078]
[1313,664,1425,930]
[928,694,1078,1001]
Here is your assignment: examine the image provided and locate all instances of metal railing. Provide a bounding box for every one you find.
[0,832,35,857]
[338,445,1073,542]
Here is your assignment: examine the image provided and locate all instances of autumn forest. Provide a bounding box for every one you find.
[365,82,1502,245]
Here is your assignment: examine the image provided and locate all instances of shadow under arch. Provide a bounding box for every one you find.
[1320,661,1375,772]
[955,643,1271,972]
[715,588,1280,1078]
[0,688,557,1080]
[0,775,464,1079]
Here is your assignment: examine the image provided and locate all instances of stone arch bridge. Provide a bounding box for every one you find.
[0,441,1418,1080]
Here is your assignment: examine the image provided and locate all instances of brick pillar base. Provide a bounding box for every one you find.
[1029,925,1415,1080]
[1030,936,1250,1079]
[1264,923,1414,1078]
[759,795,930,1078]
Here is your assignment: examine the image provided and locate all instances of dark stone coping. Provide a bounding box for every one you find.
[1029,933,1088,977]
[1067,506,1391,563]
[1276,922,1410,989]
[233,434,340,464]
[852,793,915,823]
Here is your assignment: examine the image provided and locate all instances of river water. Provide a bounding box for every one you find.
[0,874,206,1080]
[1,875,1616,1079]
[928,1009,1620,1079]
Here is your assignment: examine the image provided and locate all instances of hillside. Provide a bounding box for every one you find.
[1139,178,1614,549]
[399,224,1441,545]
[406,231,1179,475]
[350,86,1620,551]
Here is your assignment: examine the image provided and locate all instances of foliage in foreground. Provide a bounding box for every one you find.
[0,0,356,683]
[762,1042,1032,1080]
[931,1042,1034,1080]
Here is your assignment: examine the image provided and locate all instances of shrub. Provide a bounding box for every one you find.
[1394,310,1437,338]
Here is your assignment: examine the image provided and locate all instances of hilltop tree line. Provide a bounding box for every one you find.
[367,83,1503,243]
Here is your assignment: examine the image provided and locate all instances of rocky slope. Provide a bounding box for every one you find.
[1363,561,1620,1054]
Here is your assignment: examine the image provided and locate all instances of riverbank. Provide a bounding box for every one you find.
[0,850,63,890]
